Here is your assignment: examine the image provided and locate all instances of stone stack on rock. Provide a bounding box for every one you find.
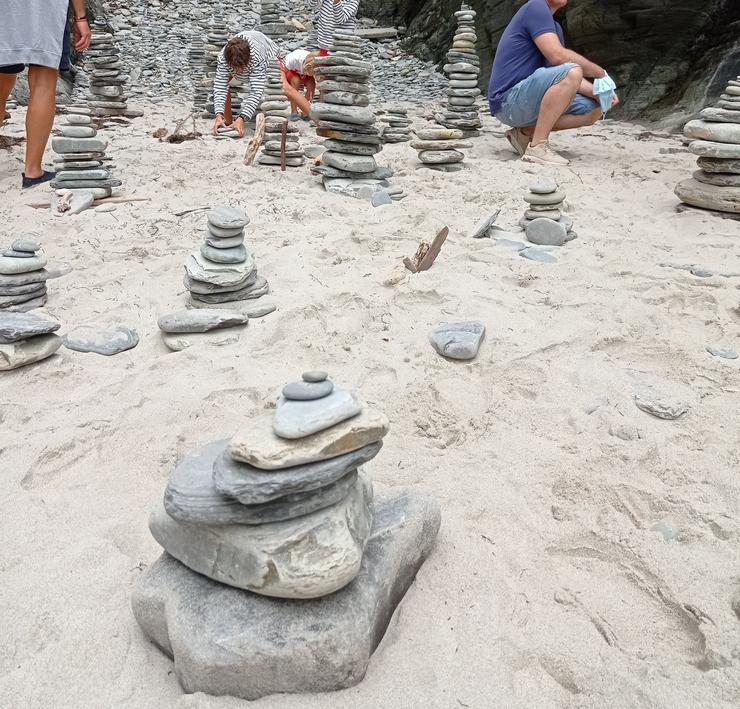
[0,240,54,312]
[131,373,441,701]
[189,37,209,115]
[674,75,740,216]
[184,206,269,309]
[258,62,305,167]
[436,3,481,135]
[379,105,412,144]
[257,0,295,39]
[51,110,120,201]
[0,312,62,371]
[84,21,130,117]
[519,177,576,246]
[410,126,470,171]
[311,32,392,193]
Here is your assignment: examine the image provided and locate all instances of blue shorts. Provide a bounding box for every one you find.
[495,63,600,128]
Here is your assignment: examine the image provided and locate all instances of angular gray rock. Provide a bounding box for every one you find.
[0,333,62,371]
[164,440,360,525]
[0,311,60,343]
[429,321,485,361]
[131,488,441,700]
[213,440,382,505]
[149,472,373,598]
[62,325,139,355]
[634,390,689,420]
[273,388,363,439]
[526,218,568,246]
[157,309,248,334]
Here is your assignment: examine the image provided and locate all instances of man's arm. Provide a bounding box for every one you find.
[69,0,91,52]
[239,66,267,122]
[534,33,605,78]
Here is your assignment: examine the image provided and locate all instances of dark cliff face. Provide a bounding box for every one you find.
[362,0,740,121]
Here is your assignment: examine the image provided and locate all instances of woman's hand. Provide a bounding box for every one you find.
[228,116,246,138]
[213,114,226,135]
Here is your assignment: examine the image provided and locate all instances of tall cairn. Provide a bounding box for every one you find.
[190,36,209,115]
[311,32,391,188]
[85,21,130,117]
[203,12,242,120]
[436,3,481,135]
[131,373,441,700]
[675,73,740,216]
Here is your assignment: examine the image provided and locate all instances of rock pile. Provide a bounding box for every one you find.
[51,109,120,201]
[132,373,441,700]
[258,0,295,39]
[258,62,306,167]
[0,312,62,371]
[436,3,481,135]
[675,74,740,215]
[0,240,53,312]
[184,206,269,309]
[189,37,209,115]
[411,126,470,171]
[379,105,412,144]
[519,177,575,245]
[84,21,130,117]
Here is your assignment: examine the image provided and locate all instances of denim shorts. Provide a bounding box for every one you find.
[495,63,600,128]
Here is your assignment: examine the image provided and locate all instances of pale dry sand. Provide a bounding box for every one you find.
[1,103,739,709]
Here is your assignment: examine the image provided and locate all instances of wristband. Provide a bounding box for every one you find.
[74,16,88,22]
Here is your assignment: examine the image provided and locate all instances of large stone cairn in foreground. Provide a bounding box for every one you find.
[436,3,481,135]
[675,74,740,215]
[51,109,120,199]
[258,62,306,167]
[85,21,130,117]
[311,32,390,187]
[184,206,269,309]
[132,373,440,700]
[519,177,576,245]
[411,126,470,171]
[0,311,62,372]
[0,239,52,312]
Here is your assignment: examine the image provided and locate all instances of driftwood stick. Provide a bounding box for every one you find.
[417,227,449,271]
[172,111,194,136]
[174,206,210,217]
[244,113,265,166]
[27,197,151,209]
[280,119,287,172]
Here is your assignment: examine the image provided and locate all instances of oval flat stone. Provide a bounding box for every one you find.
[273,388,362,440]
[428,321,485,360]
[414,128,464,140]
[12,239,40,253]
[0,333,61,370]
[310,102,375,126]
[60,126,96,138]
[684,119,740,144]
[51,136,107,154]
[692,169,740,187]
[283,379,334,401]
[674,178,740,213]
[65,114,92,125]
[700,107,740,125]
[207,206,249,230]
[2,250,34,258]
[157,309,248,334]
[204,233,244,249]
[688,140,740,159]
[0,252,47,275]
[200,244,247,264]
[322,151,376,173]
[526,218,567,246]
[524,189,566,205]
[303,370,328,383]
[418,149,464,164]
[525,209,561,220]
[696,156,740,174]
[530,177,558,194]
[62,325,139,355]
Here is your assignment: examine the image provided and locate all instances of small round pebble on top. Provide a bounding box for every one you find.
[12,239,41,253]
[282,378,334,401]
[302,370,328,383]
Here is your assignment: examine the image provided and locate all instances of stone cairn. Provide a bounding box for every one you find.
[85,21,130,117]
[257,0,294,37]
[411,126,470,171]
[520,177,576,246]
[436,3,482,135]
[311,32,391,189]
[0,311,62,372]
[0,239,53,313]
[51,110,120,200]
[189,36,209,116]
[132,373,441,700]
[674,74,740,216]
[184,206,269,309]
[378,105,412,144]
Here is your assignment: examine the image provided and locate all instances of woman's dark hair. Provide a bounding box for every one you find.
[224,38,251,70]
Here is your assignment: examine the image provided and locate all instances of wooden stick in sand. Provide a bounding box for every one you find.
[28,197,151,209]
[244,113,265,166]
[403,226,449,273]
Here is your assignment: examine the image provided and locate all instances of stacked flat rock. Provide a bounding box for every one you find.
[519,177,575,245]
[379,105,412,144]
[311,32,391,189]
[0,311,62,371]
[84,22,130,117]
[258,62,306,166]
[184,206,269,309]
[132,372,441,700]
[436,3,481,134]
[0,240,52,312]
[203,14,242,119]
[411,126,471,172]
[675,74,740,215]
[190,38,209,114]
[51,110,120,199]
[258,0,295,38]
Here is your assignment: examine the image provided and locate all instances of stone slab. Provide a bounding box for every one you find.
[429,321,485,360]
[0,311,60,343]
[62,325,139,355]
[273,388,363,439]
[0,333,61,370]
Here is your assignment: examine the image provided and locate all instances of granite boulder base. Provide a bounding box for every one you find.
[132,488,441,701]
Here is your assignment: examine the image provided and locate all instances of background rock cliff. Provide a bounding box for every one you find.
[362,0,740,122]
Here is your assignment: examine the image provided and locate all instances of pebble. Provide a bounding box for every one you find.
[11,239,40,253]
[530,177,558,194]
[273,388,363,440]
[428,321,485,360]
[705,344,738,359]
[303,370,328,383]
[634,390,689,420]
[282,379,334,401]
[62,325,139,355]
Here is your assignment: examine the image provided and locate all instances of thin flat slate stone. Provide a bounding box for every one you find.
[149,472,373,598]
[131,489,441,701]
[689,140,740,159]
[684,119,740,144]
[185,251,256,287]
[282,379,334,401]
[157,309,248,334]
[0,333,62,371]
[62,325,139,355]
[208,206,249,230]
[273,388,363,439]
[231,407,389,470]
[51,136,107,154]
[163,440,360,525]
[0,311,60,343]
[0,253,47,275]
[429,321,485,360]
[200,244,247,264]
[214,440,382,505]
[674,178,740,214]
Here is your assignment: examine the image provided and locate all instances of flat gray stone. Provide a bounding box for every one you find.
[674,178,740,214]
[242,301,277,318]
[204,233,244,249]
[190,276,268,305]
[161,330,242,352]
[526,218,568,246]
[149,471,373,598]
[51,136,107,154]
[0,333,62,371]
[207,223,245,239]
[157,309,248,334]
[273,388,362,440]
[700,107,740,125]
[283,379,334,401]
[429,321,485,361]
[310,102,375,126]
[696,156,740,174]
[303,370,328,383]
[62,325,139,355]
[693,170,740,187]
[11,239,40,253]
[200,243,247,264]
[323,139,380,156]
[530,177,558,194]
[65,114,92,125]
[185,250,256,288]
[0,253,47,275]
[164,440,360,525]
[208,206,249,231]
[0,311,60,343]
[0,282,46,296]
[60,126,96,138]
[685,119,740,144]
[418,149,464,164]
[519,247,558,264]
[689,140,740,159]
[705,344,738,359]
[2,250,34,258]
[55,169,109,182]
[131,488,441,700]
[322,151,376,174]
[634,390,689,420]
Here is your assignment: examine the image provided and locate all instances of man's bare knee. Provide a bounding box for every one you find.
[566,66,583,83]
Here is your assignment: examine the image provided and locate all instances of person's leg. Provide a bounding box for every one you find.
[530,65,582,146]
[281,72,310,116]
[289,74,302,115]
[0,65,23,124]
[25,65,58,179]
[552,107,602,131]
[305,76,316,103]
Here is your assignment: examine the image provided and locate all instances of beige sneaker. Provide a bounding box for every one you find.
[505,127,530,156]
[522,141,570,166]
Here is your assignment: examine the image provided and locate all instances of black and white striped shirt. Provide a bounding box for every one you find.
[313,0,360,50]
[213,31,280,121]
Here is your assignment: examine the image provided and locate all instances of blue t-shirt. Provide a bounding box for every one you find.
[487,0,564,114]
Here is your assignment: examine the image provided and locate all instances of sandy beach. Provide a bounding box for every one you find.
[1,101,739,708]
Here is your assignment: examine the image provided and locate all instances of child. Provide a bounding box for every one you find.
[282,49,316,121]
